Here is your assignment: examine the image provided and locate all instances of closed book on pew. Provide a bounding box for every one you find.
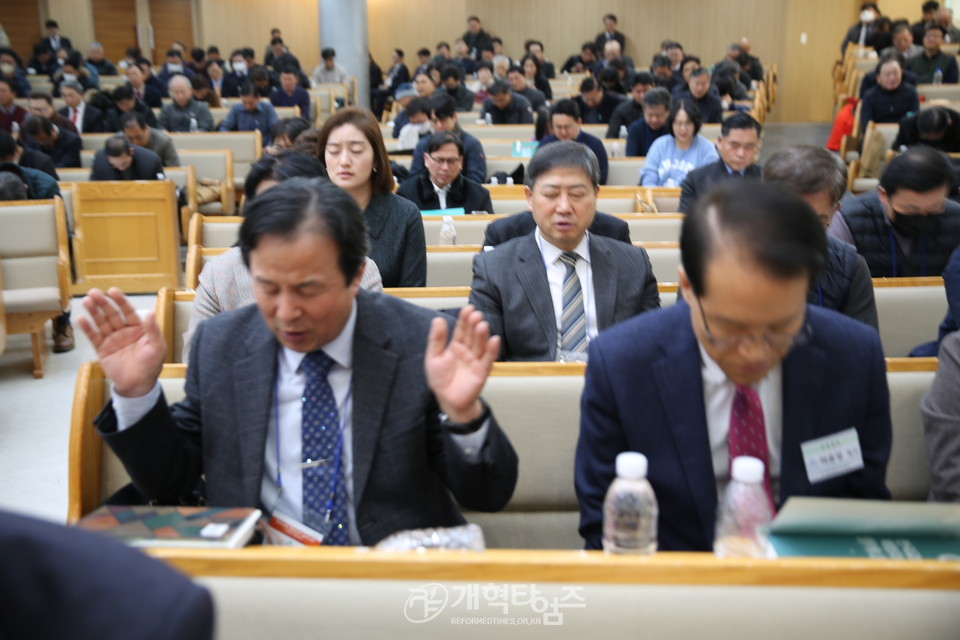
[769,497,960,560]
[76,505,261,549]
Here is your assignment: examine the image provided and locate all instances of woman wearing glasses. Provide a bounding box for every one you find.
[317,107,426,287]
[640,99,718,187]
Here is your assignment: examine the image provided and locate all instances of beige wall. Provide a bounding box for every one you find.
[40,0,95,52]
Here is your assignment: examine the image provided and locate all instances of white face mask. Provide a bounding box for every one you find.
[232,61,247,74]
[861,10,876,22]
[167,63,183,73]
[0,63,14,75]
[62,73,77,82]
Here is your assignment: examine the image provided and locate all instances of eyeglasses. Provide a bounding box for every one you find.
[696,296,811,352]
[427,154,461,167]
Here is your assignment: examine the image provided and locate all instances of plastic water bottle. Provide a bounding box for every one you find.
[602,452,658,555]
[189,116,199,132]
[489,176,499,185]
[505,176,514,185]
[714,456,774,558]
[484,112,493,125]
[934,68,944,85]
[619,125,628,139]
[610,142,621,158]
[438,215,457,245]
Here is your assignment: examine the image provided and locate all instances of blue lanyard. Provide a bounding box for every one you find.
[888,227,928,277]
[816,279,823,307]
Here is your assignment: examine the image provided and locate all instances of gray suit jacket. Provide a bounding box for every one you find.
[97,291,519,545]
[922,331,960,502]
[468,233,661,361]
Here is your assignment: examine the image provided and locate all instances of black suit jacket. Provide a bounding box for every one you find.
[221,74,243,98]
[23,128,81,168]
[59,104,105,134]
[396,172,494,214]
[678,160,762,213]
[96,293,518,546]
[0,509,213,639]
[483,211,631,247]
[18,147,58,179]
[90,145,165,181]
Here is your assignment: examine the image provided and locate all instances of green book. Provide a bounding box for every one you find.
[76,505,262,549]
[768,497,960,560]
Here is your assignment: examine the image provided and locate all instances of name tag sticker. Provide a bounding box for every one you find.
[801,427,865,484]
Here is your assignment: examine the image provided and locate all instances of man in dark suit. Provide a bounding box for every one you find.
[675,68,723,124]
[126,63,162,109]
[58,80,104,134]
[594,13,626,55]
[396,131,493,213]
[21,115,80,168]
[575,76,624,125]
[89,136,165,181]
[469,141,660,362]
[0,509,213,639]
[79,178,518,547]
[679,112,762,213]
[42,20,72,55]
[576,182,892,552]
[483,211,629,247]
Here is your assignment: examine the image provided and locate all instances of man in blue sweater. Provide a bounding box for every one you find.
[625,87,671,157]
[539,99,609,185]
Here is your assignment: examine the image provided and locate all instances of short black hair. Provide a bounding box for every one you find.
[29,91,54,106]
[207,45,220,55]
[23,115,53,137]
[925,24,947,37]
[491,37,503,46]
[631,71,655,88]
[880,146,957,195]
[238,82,257,97]
[475,60,493,73]
[321,47,336,60]
[642,87,672,109]
[681,181,826,297]
[166,49,182,60]
[119,110,147,130]
[270,37,283,46]
[241,47,255,59]
[440,64,462,82]
[681,55,702,69]
[489,80,510,96]
[603,13,617,22]
[875,51,906,74]
[34,43,52,56]
[0,170,27,201]
[405,96,432,118]
[860,2,879,11]
[651,54,671,69]
[243,150,326,201]
[430,92,457,119]
[581,42,597,55]
[924,1,941,12]
[45,20,59,29]
[394,48,404,58]
[0,77,15,92]
[104,135,132,157]
[721,112,761,137]
[667,98,702,136]
[112,84,135,102]
[549,98,580,121]
[763,145,848,205]
[0,131,18,160]
[527,140,600,189]
[417,48,431,58]
[689,67,710,81]
[190,47,205,62]
[190,75,209,91]
[507,65,524,76]
[426,130,463,155]
[436,41,450,52]
[271,117,311,146]
[239,177,368,285]
[917,105,954,136]
[579,76,599,93]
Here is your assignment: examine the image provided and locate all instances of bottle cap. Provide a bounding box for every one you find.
[442,215,453,223]
[731,456,765,483]
[616,452,648,479]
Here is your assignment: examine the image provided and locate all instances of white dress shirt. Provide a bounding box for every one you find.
[699,343,783,500]
[535,229,599,353]
[69,103,86,134]
[110,299,489,544]
[431,180,451,209]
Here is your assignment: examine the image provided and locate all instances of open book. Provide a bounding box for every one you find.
[76,505,261,549]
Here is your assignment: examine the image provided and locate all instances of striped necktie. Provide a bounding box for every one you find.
[558,251,587,357]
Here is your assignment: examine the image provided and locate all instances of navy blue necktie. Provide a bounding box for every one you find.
[300,351,349,545]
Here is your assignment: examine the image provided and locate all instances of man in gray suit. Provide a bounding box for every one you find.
[469,141,661,361]
[922,331,960,502]
[78,178,518,546]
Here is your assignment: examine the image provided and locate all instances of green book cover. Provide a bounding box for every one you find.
[76,505,262,548]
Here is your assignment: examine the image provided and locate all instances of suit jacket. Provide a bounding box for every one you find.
[96,292,518,546]
[58,104,105,133]
[922,331,960,502]
[23,127,81,168]
[395,172,493,214]
[129,83,163,109]
[482,211,630,247]
[89,145,165,181]
[678,160,762,213]
[0,509,213,640]
[469,232,660,361]
[575,302,893,551]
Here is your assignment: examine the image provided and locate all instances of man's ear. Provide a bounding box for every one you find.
[678,264,693,304]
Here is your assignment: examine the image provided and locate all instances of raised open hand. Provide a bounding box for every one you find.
[424,304,500,423]
[76,287,165,397]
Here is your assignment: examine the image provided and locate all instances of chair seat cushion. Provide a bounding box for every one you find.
[3,287,61,314]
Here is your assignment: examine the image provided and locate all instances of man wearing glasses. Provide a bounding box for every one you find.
[678,113,762,213]
[575,182,892,551]
[407,93,486,184]
[396,131,493,213]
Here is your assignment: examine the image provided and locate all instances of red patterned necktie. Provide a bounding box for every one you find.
[71,108,78,124]
[728,384,775,511]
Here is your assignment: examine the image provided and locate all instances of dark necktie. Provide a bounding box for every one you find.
[728,384,775,511]
[300,351,350,545]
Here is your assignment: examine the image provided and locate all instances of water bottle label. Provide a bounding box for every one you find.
[800,427,864,483]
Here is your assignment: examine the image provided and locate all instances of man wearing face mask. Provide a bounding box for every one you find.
[841,3,881,53]
[830,146,960,278]
[156,49,195,97]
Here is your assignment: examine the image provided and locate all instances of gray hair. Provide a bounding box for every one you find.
[168,74,191,92]
[88,42,104,51]
[59,80,84,95]
[763,145,848,205]
[526,140,600,189]
[641,87,671,110]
